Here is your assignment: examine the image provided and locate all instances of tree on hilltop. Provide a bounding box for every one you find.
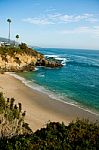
[7,19,11,43]
[16,34,19,46]
[16,34,19,41]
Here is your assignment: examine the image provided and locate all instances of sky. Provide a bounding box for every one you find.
[0,0,99,49]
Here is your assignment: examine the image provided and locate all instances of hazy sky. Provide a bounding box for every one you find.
[0,0,99,49]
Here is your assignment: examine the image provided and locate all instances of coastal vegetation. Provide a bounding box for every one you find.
[0,92,99,150]
[0,92,32,138]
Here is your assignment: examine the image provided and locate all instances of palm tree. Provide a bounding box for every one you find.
[16,34,19,42]
[7,19,11,43]
[16,34,19,46]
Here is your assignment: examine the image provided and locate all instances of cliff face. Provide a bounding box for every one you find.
[0,43,62,72]
[0,43,44,72]
[0,53,37,71]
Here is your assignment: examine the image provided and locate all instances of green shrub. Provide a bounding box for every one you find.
[0,93,32,138]
[0,43,43,58]
[0,120,99,150]
[0,92,5,113]
[0,93,99,149]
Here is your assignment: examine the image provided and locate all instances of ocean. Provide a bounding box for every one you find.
[16,48,99,114]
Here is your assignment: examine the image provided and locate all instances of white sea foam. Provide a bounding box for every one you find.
[7,72,26,82]
[45,54,68,66]
[34,67,39,71]
[45,54,59,58]
[38,74,45,77]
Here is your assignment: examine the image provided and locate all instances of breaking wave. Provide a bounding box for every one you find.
[45,54,69,66]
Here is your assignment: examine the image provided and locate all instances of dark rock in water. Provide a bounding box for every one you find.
[45,61,63,68]
[36,58,63,68]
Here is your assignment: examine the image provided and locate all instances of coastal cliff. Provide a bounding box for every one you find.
[0,43,62,72]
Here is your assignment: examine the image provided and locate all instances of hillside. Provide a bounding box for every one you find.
[0,43,62,72]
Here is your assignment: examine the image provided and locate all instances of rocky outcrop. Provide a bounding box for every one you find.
[36,58,63,68]
[0,44,63,72]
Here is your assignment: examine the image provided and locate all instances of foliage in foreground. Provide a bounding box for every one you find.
[0,120,99,150]
[0,92,99,150]
[0,92,32,138]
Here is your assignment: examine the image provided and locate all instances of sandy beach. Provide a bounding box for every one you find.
[0,73,99,131]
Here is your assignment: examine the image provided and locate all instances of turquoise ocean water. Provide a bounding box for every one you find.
[17,48,99,114]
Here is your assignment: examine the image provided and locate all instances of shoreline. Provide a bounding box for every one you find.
[8,72,99,116]
[0,73,99,131]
